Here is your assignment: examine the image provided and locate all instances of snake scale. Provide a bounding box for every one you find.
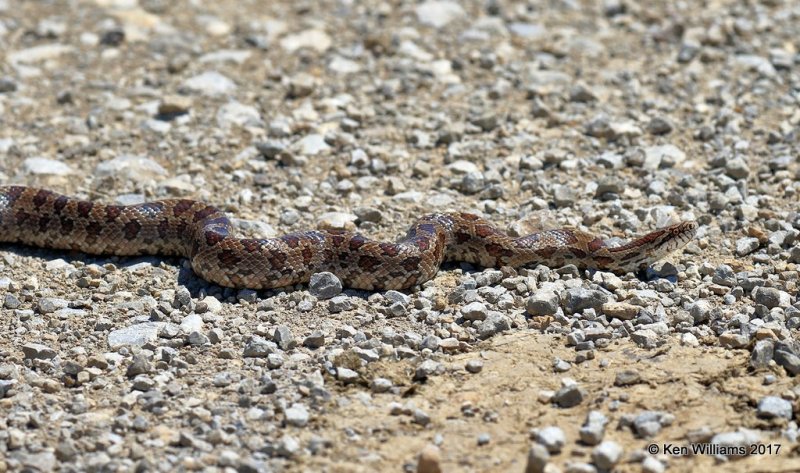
[0,186,698,290]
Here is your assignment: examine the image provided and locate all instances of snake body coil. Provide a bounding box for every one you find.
[0,186,697,290]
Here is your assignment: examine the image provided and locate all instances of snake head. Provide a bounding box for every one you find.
[605,220,698,273]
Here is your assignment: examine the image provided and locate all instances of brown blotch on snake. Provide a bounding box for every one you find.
[0,186,699,291]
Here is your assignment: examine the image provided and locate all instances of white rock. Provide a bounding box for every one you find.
[180,314,204,334]
[284,403,310,427]
[21,157,73,176]
[328,56,361,74]
[216,101,263,128]
[280,29,331,53]
[94,154,167,182]
[199,49,251,64]
[641,144,685,170]
[416,1,466,28]
[293,134,330,155]
[182,71,236,96]
[8,44,74,64]
[108,322,166,349]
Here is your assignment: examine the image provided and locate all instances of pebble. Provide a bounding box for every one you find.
[243,337,276,358]
[216,101,262,128]
[414,360,444,381]
[601,302,638,320]
[554,382,586,408]
[735,237,760,256]
[465,359,483,373]
[753,287,790,309]
[417,445,442,473]
[416,1,465,28]
[525,443,550,473]
[371,378,393,393]
[108,322,165,349]
[95,155,167,182]
[579,411,608,445]
[757,396,793,420]
[273,326,297,350]
[526,290,559,316]
[534,426,565,453]
[22,157,74,176]
[640,144,685,170]
[182,71,236,96]
[461,301,488,321]
[280,29,331,53]
[294,134,330,155]
[309,272,343,299]
[642,457,666,473]
[591,441,623,470]
[750,340,774,370]
[303,331,326,349]
[647,117,673,135]
[125,354,152,377]
[564,288,608,314]
[284,404,310,427]
[710,430,761,457]
[22,343,57,360]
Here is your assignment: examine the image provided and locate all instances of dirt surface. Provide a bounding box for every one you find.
[312,333,800,472]
[1,0,800,472]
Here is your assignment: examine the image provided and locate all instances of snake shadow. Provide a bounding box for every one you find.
[0,244,386,304]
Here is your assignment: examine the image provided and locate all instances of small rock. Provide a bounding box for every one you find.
[554,383,586,408]
[125,354,152,378]
[564,288,608,314]
[579,411,608,445]
[22,343,57,360]
[735,237,760,256]
[371,377,393,393]
[284,403,310,427]
[631,329,660,349]
[527,290,559,316]
[309,272,343,299]
[753,287,790,309]
[243,337,276,358]
[280,29,331,53]
[525,443,550,473]
[757,396,793,419]
[461,301,488,321]
[592,441,623,470]
[710,430,761,457]
[108,322,166,349]
[182,71,236,96]
[217,101,262,128]
[647,117,673,135]
[22,157,74,177]
[614,370,642,386]
[416,0,466,28]
[535,426,565,453]
[553,358,571,373]
[417,445,442,473]
[336,367,359,384]
[414,359,444,381]
[601,302,638,320]
[642,457,665,473]
[465,359,483,373]
[273,326,297,350]
[750,340,774,370]
[303,331,326,349]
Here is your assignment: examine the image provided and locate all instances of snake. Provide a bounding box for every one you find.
[0,186,698,291]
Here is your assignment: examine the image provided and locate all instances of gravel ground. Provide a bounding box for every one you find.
[1,0,799,472]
